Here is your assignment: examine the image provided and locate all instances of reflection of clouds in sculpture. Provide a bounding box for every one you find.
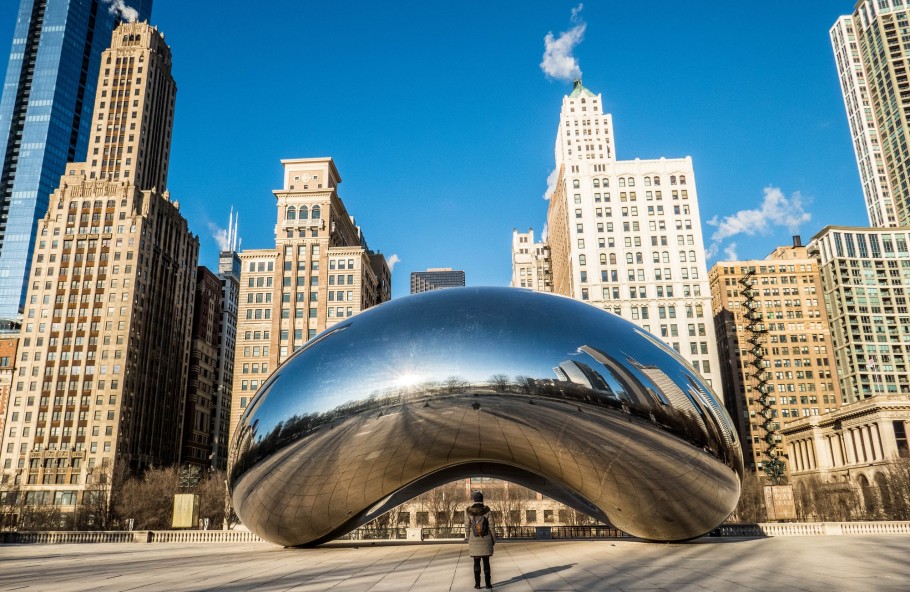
[229,288,743,547]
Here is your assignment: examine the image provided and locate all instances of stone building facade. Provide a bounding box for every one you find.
[228,158,391,441]
[0,22,198,520]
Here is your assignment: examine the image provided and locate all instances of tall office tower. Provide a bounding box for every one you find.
[809,226,910,402]
[709,238,841,474]
[543,80,722,389]
[228,158,391,440]
[181,267,222,468]
[511,228,552,291]
[0,0,153,324]
[209,220,240,471]
[0,22,198,517]
[832,1,910,227]
[410,268,466,294]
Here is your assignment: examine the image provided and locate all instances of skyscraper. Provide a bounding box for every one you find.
[0,21,198,522]
[0,0,153,323]
[537,80,722,389]
[511,228,551,291]
[410,267,465,293]
[808,226,910,402]
[709,238,841,474]
[229,158,391,440]
[209,220,240,471]
[182,267,222,469]
[831,1,908,227]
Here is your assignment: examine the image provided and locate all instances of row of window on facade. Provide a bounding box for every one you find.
[285,206,322,220]
[586,282,707,306]
[578,250,698,266]
[575,204,691,218]
[572,175,687,189]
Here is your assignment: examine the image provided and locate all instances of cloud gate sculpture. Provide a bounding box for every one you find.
[229,288,743,546]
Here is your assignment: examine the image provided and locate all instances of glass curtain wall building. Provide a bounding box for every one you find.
[0,0,152,324]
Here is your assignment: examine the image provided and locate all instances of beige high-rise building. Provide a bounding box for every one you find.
[0,22,198,520]
[229,158,390,439]
[537,80,721,389]
[0,336,18,455]
[709,239,841,474]
[510,228,551,291]
[832,1,908,227]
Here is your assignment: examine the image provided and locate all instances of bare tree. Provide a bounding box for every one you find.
[17,504,64,531]
[488,482,530,528]
[357,502,403,540]
[0,471,22,531]
[561,507,596,526]
[114,466,179,530]
[195,470,231,530]
[791,475,860,522]
[489,374,510,392]
[880,458,910,520]
[444,376,469,394]
[729,471,767,523]
[414,480,466,534]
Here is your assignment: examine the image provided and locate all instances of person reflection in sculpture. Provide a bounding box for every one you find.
[465,491,495,589]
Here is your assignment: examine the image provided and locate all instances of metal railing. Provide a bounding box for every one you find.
[421,526,465,539]
[4,521,910,545]
[337,527,407,541]
[551,525,628,539]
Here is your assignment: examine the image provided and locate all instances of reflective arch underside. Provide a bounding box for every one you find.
[230,288,743,547]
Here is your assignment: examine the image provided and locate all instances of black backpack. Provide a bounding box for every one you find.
[471,514,489,537]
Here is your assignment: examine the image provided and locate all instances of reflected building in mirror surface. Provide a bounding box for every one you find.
[410,267,465,294]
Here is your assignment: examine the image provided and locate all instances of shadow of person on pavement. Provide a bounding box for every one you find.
[493,563,576,587]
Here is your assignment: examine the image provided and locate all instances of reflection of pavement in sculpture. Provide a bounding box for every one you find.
[229,288,743,546]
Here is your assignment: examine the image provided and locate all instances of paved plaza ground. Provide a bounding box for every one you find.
[2,536,909,591]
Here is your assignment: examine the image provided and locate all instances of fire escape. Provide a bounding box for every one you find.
[739,269,786,484]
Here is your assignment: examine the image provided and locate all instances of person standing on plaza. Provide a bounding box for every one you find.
[464,490,495,589]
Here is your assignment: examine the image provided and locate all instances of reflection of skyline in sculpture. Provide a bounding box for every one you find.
[229,288,742,547]
[631,360,707,432]
[553,360,614,395]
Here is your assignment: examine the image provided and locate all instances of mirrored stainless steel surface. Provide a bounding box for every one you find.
[229,287,743,546]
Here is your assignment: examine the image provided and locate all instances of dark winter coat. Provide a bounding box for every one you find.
[464,503,495,556]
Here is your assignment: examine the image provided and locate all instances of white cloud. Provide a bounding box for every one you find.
[207,221,230,252]
[723,242,738,261]
[104,0,139,22]
[387,254,401,271]
[540,4,586,82]
[543,168,559,200]
[570,3,584,22]
[707,186,812,260]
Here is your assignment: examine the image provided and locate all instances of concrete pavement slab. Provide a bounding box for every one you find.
[1,536,909,591]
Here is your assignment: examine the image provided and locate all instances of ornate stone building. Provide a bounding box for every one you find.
[228,158,391,441]
[0,22,198,520]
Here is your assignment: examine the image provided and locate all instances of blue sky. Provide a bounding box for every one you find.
[0,2,868,297]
